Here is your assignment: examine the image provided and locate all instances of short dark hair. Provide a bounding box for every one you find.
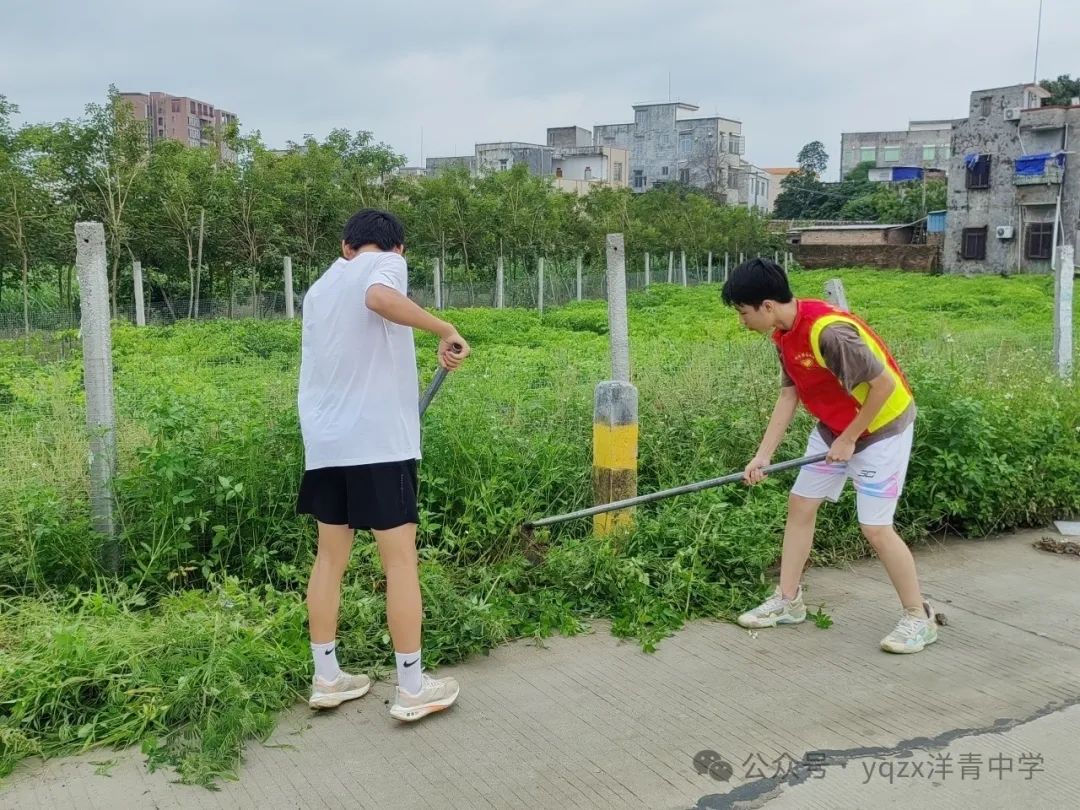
[721,258,793,308]
[342,209,405,251]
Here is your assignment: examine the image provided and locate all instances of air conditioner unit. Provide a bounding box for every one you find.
[1004,107,1022,121]
[996,225,1015,240]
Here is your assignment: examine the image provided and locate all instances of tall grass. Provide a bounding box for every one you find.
[0,270,1077,784]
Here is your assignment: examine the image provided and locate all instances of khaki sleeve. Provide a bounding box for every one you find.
[818,323,885,391]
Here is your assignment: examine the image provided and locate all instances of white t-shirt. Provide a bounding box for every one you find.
[298,251,420,470]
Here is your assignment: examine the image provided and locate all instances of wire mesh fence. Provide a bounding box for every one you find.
[1,250,795,346]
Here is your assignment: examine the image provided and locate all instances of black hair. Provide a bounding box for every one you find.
[720,258,793,308]
[342,209,405,251]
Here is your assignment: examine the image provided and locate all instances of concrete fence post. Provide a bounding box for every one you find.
[433,257,443,310]
[283,256,295,319]
[538,257,545,314]
[496,254,505,309]
[824,278,850,311]
[593,234,638,536]
[75,222,119,572]
[576,254,583,301]
[644,251,651,287]
[1054,244,1074,380]
[707,251,713,283]
[132,260,146,326]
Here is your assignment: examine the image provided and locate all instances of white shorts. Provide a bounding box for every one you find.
[791,422,914,526]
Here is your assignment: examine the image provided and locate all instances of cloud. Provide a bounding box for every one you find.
[2,0,1075,178]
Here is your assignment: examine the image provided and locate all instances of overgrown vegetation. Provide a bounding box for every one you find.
[1,271,1077,785]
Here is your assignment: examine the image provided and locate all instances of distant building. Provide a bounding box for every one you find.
[425,155,476,174]
[763,167,798,213]
[547,126,593,150]
[793,223,918,246]
[544,127,629,194]
[120,91,237,162]
[736,164,772,213]
[944,83,1079,274]
[593,101,762,207]
[475,142,554,176]
[840,120,955,179]
[551,144,630,195]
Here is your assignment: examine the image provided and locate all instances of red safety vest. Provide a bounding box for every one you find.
[771,299,913,436]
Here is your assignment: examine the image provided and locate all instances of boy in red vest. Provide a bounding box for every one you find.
[722,259,938,653]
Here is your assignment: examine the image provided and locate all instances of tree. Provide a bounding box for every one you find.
[773,169,827,220]
[142,140,222,317]
[797,141,829,176]
[0,100,73,333]
[222,135,282,317]
[45,86,151,316]
[1040,74,1080,106]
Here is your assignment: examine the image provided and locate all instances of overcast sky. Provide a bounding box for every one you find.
[2,0,1075,180]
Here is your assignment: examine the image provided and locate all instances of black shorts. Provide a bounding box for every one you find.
[296,459,419,531]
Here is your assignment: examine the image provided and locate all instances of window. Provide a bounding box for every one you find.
[883,147,901,162]
[961,227,987,260]
[635,110,647,127]
[613,162,623,183]
[679,133,692,155]
[966,155,991,189]
[679,168,690,184]
[171,100,180,113]
[859,146,876,164]
[499,158,508,170]
[727,170,739,190]
[729,134,743,155]
[190,100,196,114]
[922,145,936,161]
[661,166,669,176]
[1025,222,1054,260]
[633,169,645,189]
[980,96,993,117]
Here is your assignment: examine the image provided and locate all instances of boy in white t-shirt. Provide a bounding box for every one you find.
[297,209,470,721]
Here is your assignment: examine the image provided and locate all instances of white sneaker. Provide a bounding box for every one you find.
[737,586,807,629]
[389,674,460,722]
[309,671,371,709]
[880,601,939,654]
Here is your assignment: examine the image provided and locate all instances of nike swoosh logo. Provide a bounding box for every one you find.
[403,658,419,668]
[324,648,335,655]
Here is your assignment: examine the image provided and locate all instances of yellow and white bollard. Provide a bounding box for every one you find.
[593,233,638,536]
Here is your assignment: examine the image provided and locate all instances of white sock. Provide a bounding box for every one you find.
[396,649,422,695]
[312,641,342,683]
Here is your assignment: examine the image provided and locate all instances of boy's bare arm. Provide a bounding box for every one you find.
[366,284,470,369]
[745,386,800,484]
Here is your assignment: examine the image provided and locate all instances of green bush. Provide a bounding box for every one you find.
[0,271,1076,783]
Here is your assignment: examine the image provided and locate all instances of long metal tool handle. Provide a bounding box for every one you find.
[418,343,463,417]
[525,452,829,529]
[419,366,449,416]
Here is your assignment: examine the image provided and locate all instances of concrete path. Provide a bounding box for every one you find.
[4,528,1079,810]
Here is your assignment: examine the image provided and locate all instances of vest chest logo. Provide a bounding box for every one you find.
[793,351,816,370]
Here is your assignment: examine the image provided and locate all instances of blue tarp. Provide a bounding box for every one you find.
[927,211,947,233]
[963,153,982,169]
[1015,152,1066,176]
[892,166,923,181]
